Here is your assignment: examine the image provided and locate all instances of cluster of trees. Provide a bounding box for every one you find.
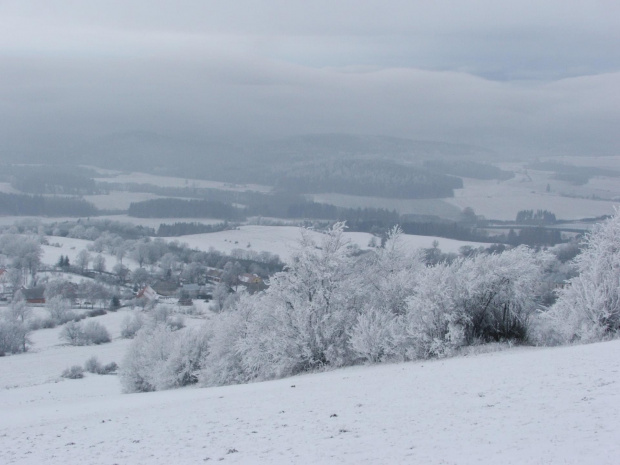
[506,227,563,247]
[515,210,557,225]
[120,224,551,391]
[156,222,231,237]
[542,211,620,342]
[0,295,31,355]
[273,159,463,198]
[128,199,242,219]
[424,160,514,180]
[122,211,620,393]
[47,219,156,240]
[0,193,98,217]
[10,171,99,196]
[0,234,42,283]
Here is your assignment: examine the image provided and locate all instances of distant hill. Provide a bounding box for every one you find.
[1,132,501,199]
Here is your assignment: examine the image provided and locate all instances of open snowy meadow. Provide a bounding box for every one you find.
[0,336,618,464]
[167,225,491,262]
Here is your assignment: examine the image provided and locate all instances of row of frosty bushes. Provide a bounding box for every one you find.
[119,212,620,392]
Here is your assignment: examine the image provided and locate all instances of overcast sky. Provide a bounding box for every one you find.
[1,0,619,156]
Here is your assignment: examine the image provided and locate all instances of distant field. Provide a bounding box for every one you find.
[543,155,620,171]
[83,192,168,210]
[41,237,140,271]
[446,173,620,221]
[0,182,21,194]
[168,225,493,263]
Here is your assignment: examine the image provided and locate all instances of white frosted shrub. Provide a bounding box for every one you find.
[200,302,252,387]
[81,321,111,344]
[120,323,209,392]
[545,212,620,342]
[120,313,145,339]
[349,307,397,363]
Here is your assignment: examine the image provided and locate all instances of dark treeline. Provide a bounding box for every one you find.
[127,195,400,225]
[506,227,563,247]
[0,193,98,217]
[46,219,156,239]
[3,165,102,195]
[273,159,463,198]
[424,160,514,180]
[400,221,486,242]
[104,160,463,199]
[516,209,557,224]
[156,222,232,237]
[128,198,243,219]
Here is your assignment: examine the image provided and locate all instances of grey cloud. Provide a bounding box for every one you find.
[0,1,618,158]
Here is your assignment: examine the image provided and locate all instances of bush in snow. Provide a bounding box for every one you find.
[120,323,209,393]
[84,356,103,373]
[81,321,111,344]
[60,320,111,346]
[120,313,145,339]
[397,246,548,359]
[235,223,360,380]
[166,314,185,331]
[84,356,118,374]
[46,296,75,324]
[544,211,620,343]
[61,365,84,379]
[0,296,33,354]
[0,319,31,355]
[348,307,398,363]
[199,295,255,387]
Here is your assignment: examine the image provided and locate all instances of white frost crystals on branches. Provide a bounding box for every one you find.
[236,222,360,380]
[120,212,620,393]
[545,210,620,342]
[120,322,209,393]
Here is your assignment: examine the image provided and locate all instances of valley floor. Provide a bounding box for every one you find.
[1,339,619,464]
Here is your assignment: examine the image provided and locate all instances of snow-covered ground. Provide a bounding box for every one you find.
[41,237,140,271]
[82,192,169,210]
[446,175,620,221]
[1,335,618,464]
[167,226,492,262]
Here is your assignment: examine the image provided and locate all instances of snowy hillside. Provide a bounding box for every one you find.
[168,225,491,262]
[1,339,619,464]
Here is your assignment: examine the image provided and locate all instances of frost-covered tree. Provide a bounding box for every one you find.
[390,246,546,360]
[46,295,73,324]
[349,226,424,363]
[0,293,32,353]
[76,249,91,273]
[93,254,106,273]
[236,223,359,379]
[120,323,209,392]
[546,211,620,342]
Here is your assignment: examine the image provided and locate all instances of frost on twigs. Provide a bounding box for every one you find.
[544,210,620,343]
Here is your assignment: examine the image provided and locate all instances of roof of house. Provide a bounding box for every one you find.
[21,287,46,301]
[136,285,158,301]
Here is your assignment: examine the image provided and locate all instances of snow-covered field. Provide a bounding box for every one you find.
[82,192,169,210]
[1,334,618,464]
[446,175,620,221]
[41,237,140,271]
[167,226,492,262]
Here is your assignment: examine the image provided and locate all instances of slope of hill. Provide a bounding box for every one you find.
[1,338,618,464]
